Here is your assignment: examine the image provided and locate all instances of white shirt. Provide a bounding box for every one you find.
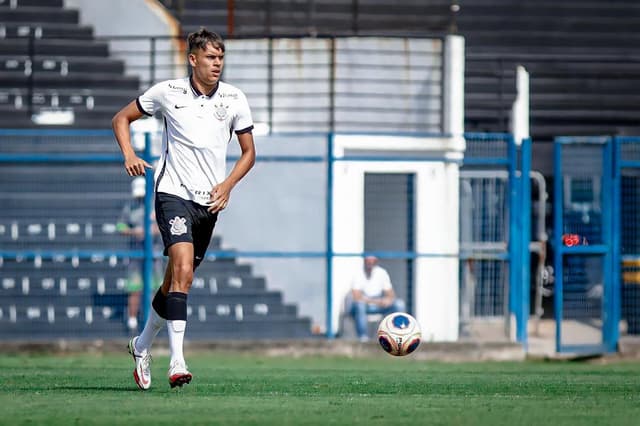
[137,77,253,206]
[351,265,393,298]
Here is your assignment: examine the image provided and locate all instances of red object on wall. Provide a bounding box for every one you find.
[562,233,588,246]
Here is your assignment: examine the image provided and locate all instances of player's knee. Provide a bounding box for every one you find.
[171,262,194,291]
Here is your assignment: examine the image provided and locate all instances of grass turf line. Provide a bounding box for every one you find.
[0,353,639,425]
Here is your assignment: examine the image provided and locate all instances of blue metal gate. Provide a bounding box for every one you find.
[461,133,531,345]
[616,136,640,340]
[553,137,617,353]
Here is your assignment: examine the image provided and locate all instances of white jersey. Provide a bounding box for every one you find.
[137,77,253,206]
[351,265,393,298]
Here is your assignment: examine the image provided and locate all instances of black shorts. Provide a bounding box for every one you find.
[155,192,218,269]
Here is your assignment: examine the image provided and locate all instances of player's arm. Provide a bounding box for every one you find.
[208,131,256,213]
[112,100,153,176]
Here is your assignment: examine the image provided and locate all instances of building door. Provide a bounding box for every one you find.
[364,173,415,314]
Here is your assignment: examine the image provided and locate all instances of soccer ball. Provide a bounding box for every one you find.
[377,312,421,356]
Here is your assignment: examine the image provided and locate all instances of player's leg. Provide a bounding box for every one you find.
[165,206,217,387]
[129,193,192,389]
[166,241,194,387]
[136,263,172,352]
[127,263,172,391]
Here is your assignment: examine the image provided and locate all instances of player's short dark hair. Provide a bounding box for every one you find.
[188,27,225,54]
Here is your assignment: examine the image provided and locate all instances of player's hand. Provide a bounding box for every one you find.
[207,182,232,213]
[124,155,153,176]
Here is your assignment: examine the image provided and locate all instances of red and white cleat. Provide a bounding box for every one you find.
[128,336,152,390]
[168,360,192,388]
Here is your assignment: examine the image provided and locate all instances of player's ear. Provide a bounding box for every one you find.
[188,52,197,67]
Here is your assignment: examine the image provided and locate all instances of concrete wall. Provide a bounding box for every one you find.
[225,36,444,134]
[220,134,328,333]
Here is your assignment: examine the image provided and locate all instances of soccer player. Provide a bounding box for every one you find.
[112,28,256,390]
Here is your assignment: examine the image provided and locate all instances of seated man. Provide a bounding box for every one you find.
[350,256,405,342]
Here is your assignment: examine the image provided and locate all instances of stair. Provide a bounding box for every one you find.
[0,134,314,340]
[0,0,139,128]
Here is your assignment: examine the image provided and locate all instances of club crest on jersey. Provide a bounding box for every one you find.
[214,103,229,121]
[169,216,187,236]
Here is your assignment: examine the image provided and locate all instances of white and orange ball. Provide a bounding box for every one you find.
[377,312,421,356]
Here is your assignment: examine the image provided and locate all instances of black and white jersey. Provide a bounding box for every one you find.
[137,77,253,206]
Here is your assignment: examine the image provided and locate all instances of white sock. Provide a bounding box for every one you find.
[135,308,165,353]
[167,319,186,365]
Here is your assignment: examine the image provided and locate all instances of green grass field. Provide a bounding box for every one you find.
[1,352,639,425]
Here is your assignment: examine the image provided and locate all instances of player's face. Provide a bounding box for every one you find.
[189,42,224,89]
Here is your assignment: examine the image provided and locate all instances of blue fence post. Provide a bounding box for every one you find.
[518,137,532,346]
[508,136,521,340]
[142,131,154,324]
[325,132,335,338]
[553,140,563,353]
[611,136,622,352]
[606,137,620,352]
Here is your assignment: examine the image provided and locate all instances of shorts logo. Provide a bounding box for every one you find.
[169,216,187,236]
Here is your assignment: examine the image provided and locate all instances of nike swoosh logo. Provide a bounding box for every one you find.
[174,105,188,109]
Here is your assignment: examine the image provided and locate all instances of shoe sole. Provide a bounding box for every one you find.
[128,339,150,391]
[169,373,193,388]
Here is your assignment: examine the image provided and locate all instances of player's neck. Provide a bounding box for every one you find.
[191,76,218,97]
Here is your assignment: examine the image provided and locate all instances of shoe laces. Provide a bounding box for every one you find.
[169,360,187,373]
[140,352,152,371]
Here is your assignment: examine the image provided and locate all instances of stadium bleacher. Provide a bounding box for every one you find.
[0,0,137,128]
[0,130,313,340]
[0,254,312,340]
[460,0,640,142]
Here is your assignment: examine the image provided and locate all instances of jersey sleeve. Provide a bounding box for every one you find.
[233,90,254,134]
[136,82,165,116]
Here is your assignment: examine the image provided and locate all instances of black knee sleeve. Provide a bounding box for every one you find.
[166,292,188,321]
[152,288,168,319]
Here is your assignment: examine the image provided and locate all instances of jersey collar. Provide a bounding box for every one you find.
[189,75,219,98]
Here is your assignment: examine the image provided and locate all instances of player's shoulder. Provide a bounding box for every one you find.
[162,78,190,94]
[145,78,189,96]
